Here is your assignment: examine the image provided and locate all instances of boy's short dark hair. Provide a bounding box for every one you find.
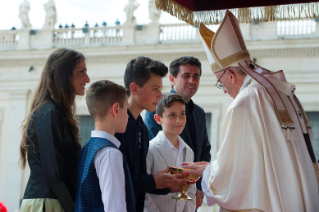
[86,80,127,120]
[156,93,185,117]
[169,56,202,77]
[124,56,168,96]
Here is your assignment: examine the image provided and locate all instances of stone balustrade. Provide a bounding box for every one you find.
[0,19,318,50]
[52,26,123,47]
[0,30,19,49]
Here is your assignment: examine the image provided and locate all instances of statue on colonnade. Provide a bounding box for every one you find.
[19,0,32,29]
[149,0,161,23]
[43,0,57,29]
[124,0,139,24]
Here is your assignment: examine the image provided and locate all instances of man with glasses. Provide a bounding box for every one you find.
[182,10,319,212]
[145,56,211,209]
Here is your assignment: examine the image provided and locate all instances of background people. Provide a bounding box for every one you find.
[145,56,211,209]
[115,56,187,212]
[19,48,90,212]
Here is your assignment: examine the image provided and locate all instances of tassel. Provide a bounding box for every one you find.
[156,0,319,25]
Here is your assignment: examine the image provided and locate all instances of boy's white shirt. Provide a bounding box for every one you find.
[144,131,196,212]
[92,130,127,212]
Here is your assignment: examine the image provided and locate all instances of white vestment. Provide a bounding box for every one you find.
[202,72,319,212]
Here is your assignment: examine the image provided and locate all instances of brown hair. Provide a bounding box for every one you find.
[124,56,168,96]
[169,56,202,77]
[156,93,185,117]
[19,48,85,169]
[86,80,127,121]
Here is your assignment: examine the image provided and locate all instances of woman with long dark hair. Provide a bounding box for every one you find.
[19,48,90,212]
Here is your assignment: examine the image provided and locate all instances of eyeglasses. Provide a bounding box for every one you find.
[215,70,226,90]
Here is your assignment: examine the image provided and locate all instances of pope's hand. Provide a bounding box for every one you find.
[181,161,211,176]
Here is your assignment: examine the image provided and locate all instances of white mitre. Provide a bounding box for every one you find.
[199,10,251,73]
[199,10,295,126]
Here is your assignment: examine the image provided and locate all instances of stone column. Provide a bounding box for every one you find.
[314,19,319,37]
[143,22,160,44]
[2,90,28,212]
[240,23,251,41]
[17,29,30,50]
[250,21,278,40]
[122,23,135,45]
[31,29,54,49]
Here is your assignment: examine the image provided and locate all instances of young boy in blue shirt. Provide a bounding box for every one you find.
[144,93,196,212]
[75,80,135,212]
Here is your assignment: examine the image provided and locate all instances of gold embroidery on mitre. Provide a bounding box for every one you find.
[210,62,221,72]
[219,50,250,68]
[278,110,294,125]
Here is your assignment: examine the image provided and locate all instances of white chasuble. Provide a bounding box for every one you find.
[202,82,319,212]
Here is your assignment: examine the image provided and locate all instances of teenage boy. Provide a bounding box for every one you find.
[145,56,211,208]
[144,93,196,212]
[75,80,135,212]
[115,56,187,212]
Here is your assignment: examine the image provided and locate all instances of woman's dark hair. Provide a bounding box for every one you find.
[19,48,85,169]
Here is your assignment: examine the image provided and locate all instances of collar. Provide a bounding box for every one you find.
[239,75,252,93]
[160,131,186,152]
[127,109,144,128]
[91,130,121,148]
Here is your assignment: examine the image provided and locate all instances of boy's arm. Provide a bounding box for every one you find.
[144,110,162,140]
[94,147,127,212]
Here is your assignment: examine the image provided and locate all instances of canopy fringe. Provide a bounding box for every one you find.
[155,0,319,25]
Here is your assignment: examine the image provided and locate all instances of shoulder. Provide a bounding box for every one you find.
[191,100,205,114]
[95,146,123,162]
[33,101,63,122]
[145,110,156,118]
[231,84,271,109]
[149,133,162,149]
[239,84,270,101]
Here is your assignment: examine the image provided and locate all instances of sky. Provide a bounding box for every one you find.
[0,0,183,30]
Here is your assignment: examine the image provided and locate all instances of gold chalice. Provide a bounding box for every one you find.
[169,166,201,201]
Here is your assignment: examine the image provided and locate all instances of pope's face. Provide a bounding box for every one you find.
[214,70,238,99]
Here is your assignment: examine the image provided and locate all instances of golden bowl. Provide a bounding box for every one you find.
[169,167,200,182]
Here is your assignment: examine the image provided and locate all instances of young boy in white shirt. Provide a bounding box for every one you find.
[144,93,196,212]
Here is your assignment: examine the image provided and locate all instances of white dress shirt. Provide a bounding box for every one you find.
[92,130,127,212]
[145,132,196,212]
[166,135,189,212]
